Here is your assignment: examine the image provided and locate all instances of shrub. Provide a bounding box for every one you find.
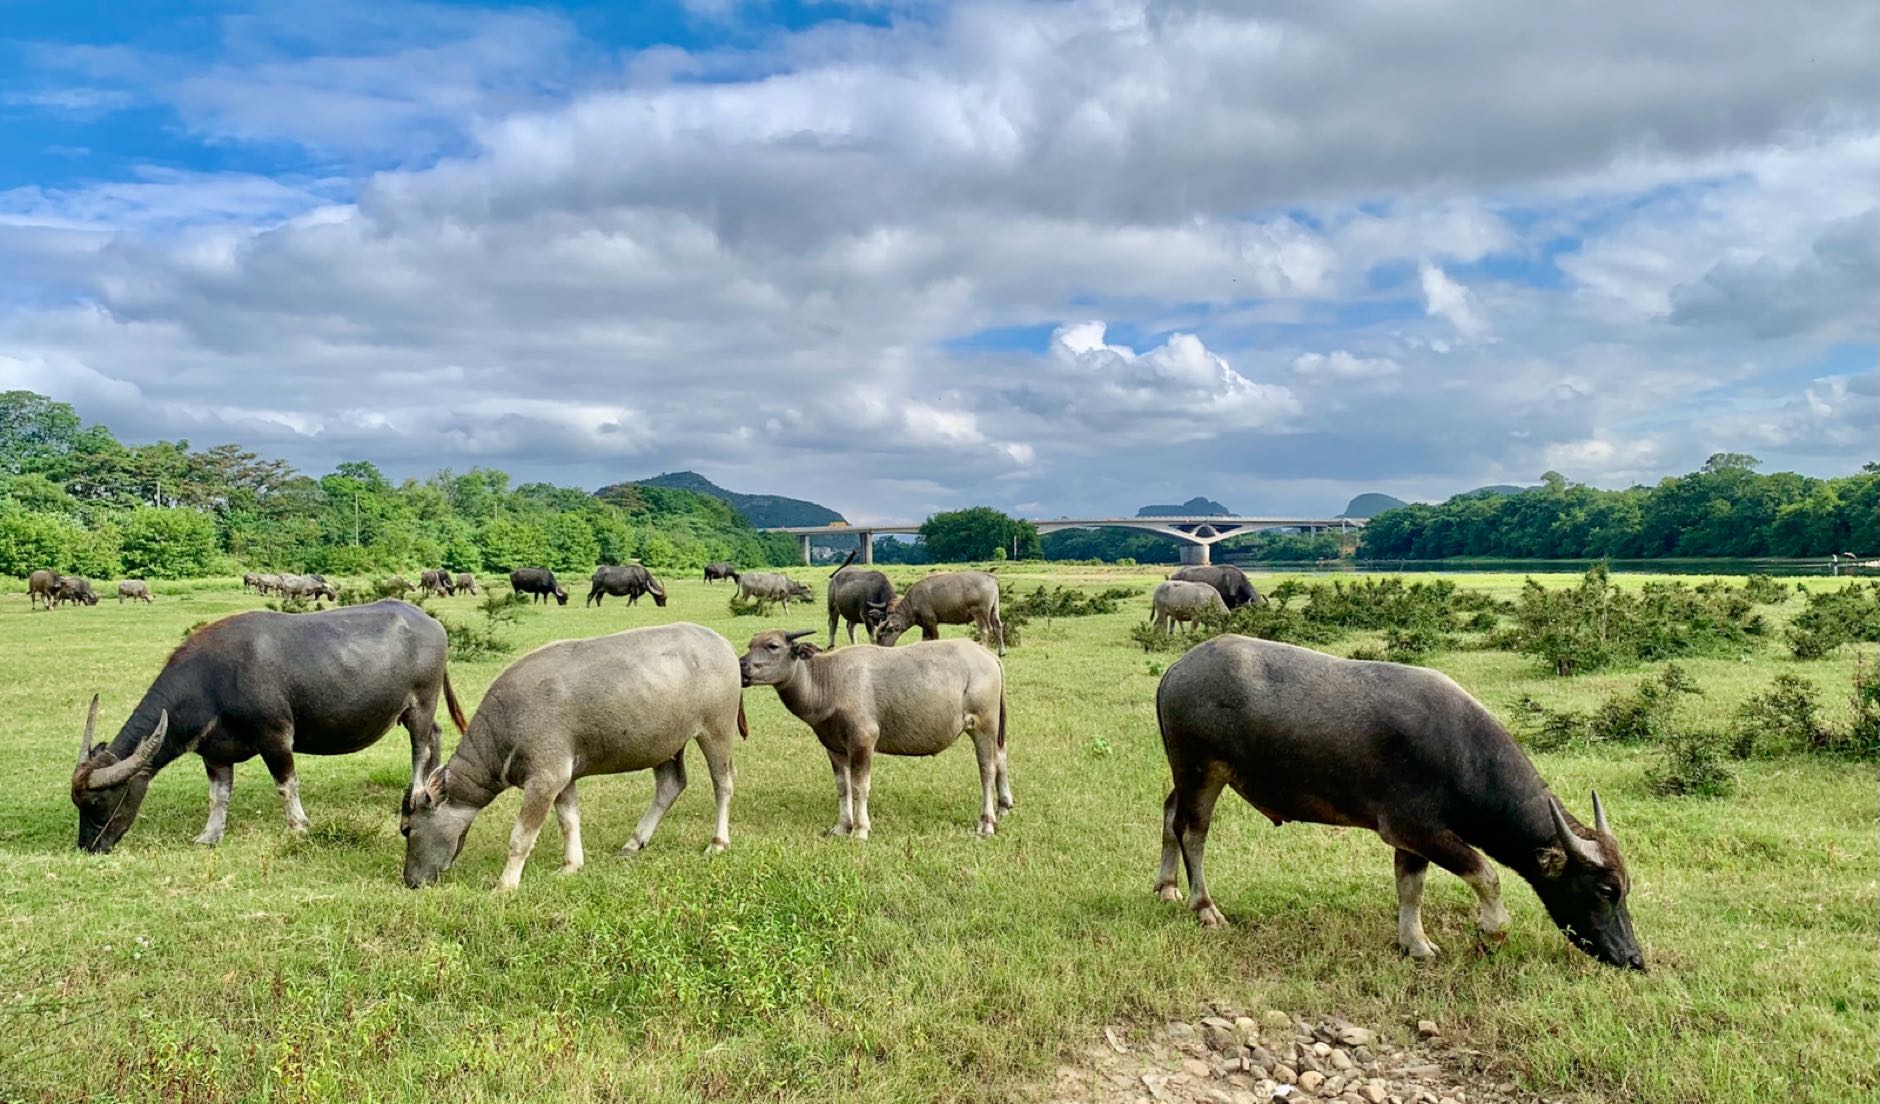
[1741,574,1790,604]
[1842,657,1880,760]
[434,592,529,660]
[1646,727,1737,798]
[1511,695,1592,752]
[727,592,769,617]
[1507,565,1766,676]
[1589,664,1703,744]
[119,507,219,578]
[1728,673,1828,758]
[1004,584,1131,621]
[1382,625,1448,663]
[1784,582,1880,659]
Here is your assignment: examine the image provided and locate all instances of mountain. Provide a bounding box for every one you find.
[1137,496,1232,517]
[1452,484,1534,500]
[1339,492,1409,518]
[627,471,845,528]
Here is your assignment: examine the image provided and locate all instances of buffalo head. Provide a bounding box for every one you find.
[402,766,478,888]
[71,697,168,853]
[1532,791,1644,970]
[739,629,818,688]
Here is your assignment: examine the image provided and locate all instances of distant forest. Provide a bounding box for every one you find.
[1358,456,1878,560]
[0,391,799,579]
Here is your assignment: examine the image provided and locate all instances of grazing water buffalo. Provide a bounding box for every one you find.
[256,573,284,595]
[453,573,480,596]
[402,623,745,890]
[737,571,813,612]
[826,550,894,647]
[1153,636,1643,970]
[28,569,60,610]
[1151,579,1225,634]
[740,631,1009,839]
[873,571,1005,656]
[71,600,467,853]
[510,567,568,605]
[242,572,263,594]
[1168,564,1261,609]
[703,562,739,584]
[118,580,153,604]
[277,574,337,601]
[587,564,667,607]
[420,569,455,597]
[52,576,97,607]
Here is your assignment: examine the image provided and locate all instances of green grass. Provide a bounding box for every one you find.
[1,566,1873,1103]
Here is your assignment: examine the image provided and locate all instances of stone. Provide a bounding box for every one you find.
[1312,1042,1332,1058]
[1182,1058,1214,1078]
[1299,1071,1326,1093]
[1262,1010,1294,1031]
[1203,1020,1242,1052]
[1330,1049,1354,1071]
[1337,1026,1377,1048]
[1415,1020,1440,1039]
[1274,1065,1298,1085]
[1360,1086,1388,1104]
[1352,1046,1374,1065]
[1234,1016,1261,1041]
[1168,1022,1198,1042]
[1247,1046,1277,1069]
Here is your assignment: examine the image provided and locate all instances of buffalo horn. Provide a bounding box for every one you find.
[86,710,168,790]
[1547,794,1601,867]
[78,694,100,765]
[1591,789,1610,836]
[783,629,816,642]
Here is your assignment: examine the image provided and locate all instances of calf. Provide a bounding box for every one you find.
[826,550,894,647]
[739,630,1010,839]
[1151,579,1224,634]
[737,571,813,612]
[52,576,97,607]
[402,623,745,890]
[1154,635,1643,970]
[509,567,568,605]
[453,573,480,596]
[587,564,667,607]
[873,571,1005,656]
[72,600,466,852]
[28,569,60,610]
[1168,564,1261,609]
[118,579,153,604]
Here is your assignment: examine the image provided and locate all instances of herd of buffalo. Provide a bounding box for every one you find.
[43,553,1644,970]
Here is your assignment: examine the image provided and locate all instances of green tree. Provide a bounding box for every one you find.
[119,507,218,578]
[918,507,1042,561]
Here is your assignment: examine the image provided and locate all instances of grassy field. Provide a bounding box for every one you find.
[1,566,1872,1103]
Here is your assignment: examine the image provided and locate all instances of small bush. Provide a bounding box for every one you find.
[1004,584,1131,620]
[1382,625,1448,663]
[1741,575,1790,604]
[434,592,529,660]
[1507,565,1766,676]
[1589,664,1702,744]
[1647,727,1738,798]
[1511,695,1592,752]
[1841,656,1880,760]
[1784,582,1880,659]
[1728,673,1828,758]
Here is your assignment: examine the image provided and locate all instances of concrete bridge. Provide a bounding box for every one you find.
[761,515,1365,566]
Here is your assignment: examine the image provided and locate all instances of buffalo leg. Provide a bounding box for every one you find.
[697,724,736,853]
[988,609,1006,656]
[1174,767,1229,927]
[1393,850,1438,959]
[194,761,235,846]
[824,746,855,837]
[497,776,563,891]
[400,693,442,811]
[623,752,687,854]
[554,783,584,875]
[1154,789,1182,901]
[258,737,309,832]
[848,740,876,841]
[827,606,840,649]
[1389,828,1507,954]
[970,722,999,836]
[995,741,1014,813]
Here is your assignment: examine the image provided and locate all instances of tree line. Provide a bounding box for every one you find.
[1358,456,1878,560]
[0,391,799,579]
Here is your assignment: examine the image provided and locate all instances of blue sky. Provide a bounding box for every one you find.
[1,0,1873,521]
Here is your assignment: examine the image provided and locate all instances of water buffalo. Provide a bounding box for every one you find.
[242,572,263,594]
[256,573,284,595]
[826,550,894,647]
[453,573,480,596]
[403,623,745,890]
[277,574,337,601]
[740,630,1009,839]
[737,571,813,612]
[1151,579,1224,634]
[420,569,455,597]
[510,567,568,605]
[71,599,467,853]
[382,575,414,597]
[703,562,739,584]
[52,576,97,607]
[1168,564,1261,609]
[118,580,153,605]
[28,569,60,610]
[872,571,1005,656]
[1153,635,1643,970]
[587,564,667,607]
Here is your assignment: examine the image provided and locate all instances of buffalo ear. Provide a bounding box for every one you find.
[421,767,449,806]
[1535,846,1568,878]
[792,641,824,659]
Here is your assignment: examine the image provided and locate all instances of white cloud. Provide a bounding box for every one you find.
[1417,264,1489,340]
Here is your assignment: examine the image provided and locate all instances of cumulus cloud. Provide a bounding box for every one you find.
[1039,322,1299,442]
[1417,264,1489,340]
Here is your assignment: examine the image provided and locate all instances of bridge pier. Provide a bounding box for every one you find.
[860,531,874,564]
[801,534,812,566]
[1179,543,1211,566]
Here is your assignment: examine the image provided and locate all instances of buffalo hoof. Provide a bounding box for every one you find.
[997,795,1015,813]
[191,831,223,847]
[976,817,997,837]
[557,862,583,876]
[1477,929,1508,952]
[826,823,853,838]
[1400,939,1440,960]
[1194,902,1228,928]
[1155,883,1182,903]
[705,838,728,854]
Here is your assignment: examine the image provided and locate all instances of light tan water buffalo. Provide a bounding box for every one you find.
[28,569,61,610]
[872,570,1006,656]
[1154,635,1643,970]
[1151,579,1224,633]
[453,573,480,596]
[256,573,284,595]
[242,572,263,594]
[117,580,152,604]
[739,630,1010,839]
[737,571,813,612]
[402,622,746,890]
[277,574,337,601]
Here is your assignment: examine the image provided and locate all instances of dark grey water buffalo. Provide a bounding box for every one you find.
[1154,636,1643,970]
[242,572,263,594]
[52,576,97,607]
[71,600,467,853]
[403,622,745,890]
[277,574,337,601]
[420,569,455,597]
[28,569,60,610]
[740,631,1009,839]
[453,573,480,596]
[587,564,667,607]
[826,551,894,647]
[1151,579,1224,634]
[509,567,568,605]
[256,573,284,595]
[872,570,1005,656]
[703,562,739,584]
[117,580,153,604]
[1168,564,1261,609]
[737,571,813,612]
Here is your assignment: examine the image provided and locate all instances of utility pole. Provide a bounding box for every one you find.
[353,494,360,546]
